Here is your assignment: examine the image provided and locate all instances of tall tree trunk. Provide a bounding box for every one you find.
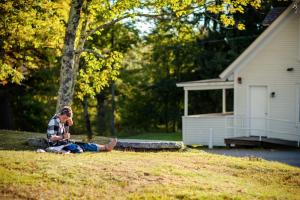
[164,93,169,132]
[72,1,91,101]
[56,0,84,112]
[83,96,93,139]
[110,25,116,136]
[172,120,176,132]
[96,93,107,135]
[110,82,115,136]
[0,87,14,129]
[165,68,170,133]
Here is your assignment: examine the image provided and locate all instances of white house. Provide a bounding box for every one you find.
[177,4,300,147]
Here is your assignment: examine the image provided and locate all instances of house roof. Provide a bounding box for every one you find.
[219,4,293,79]
[176,78,233,90]
[262,7,287,26]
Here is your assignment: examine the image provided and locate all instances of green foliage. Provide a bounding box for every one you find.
[74,1,142,101]
[68,0,264,134]
[207,0,262,30]
[0,0,68,84]
[0,61,24,84]
[75,20,141,134]
[77,51,123,100]
[0,0,263,85]
[0,0,66,129]
[115,0,278,132]
[0,65,60,132]
[0,0,283,135]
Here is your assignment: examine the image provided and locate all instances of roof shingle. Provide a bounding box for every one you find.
[262,7,287,26]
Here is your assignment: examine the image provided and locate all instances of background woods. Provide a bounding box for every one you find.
[0,0,292,137]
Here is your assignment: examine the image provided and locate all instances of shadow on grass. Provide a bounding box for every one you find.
[115,147,184,152]
[186,144,300,151]
[0,130,45,151]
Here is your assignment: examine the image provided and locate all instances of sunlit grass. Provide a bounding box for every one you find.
[0,130,299,199]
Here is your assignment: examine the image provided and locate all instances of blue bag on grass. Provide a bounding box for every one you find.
[62,143,83,153]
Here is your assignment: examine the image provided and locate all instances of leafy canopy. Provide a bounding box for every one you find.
[0,0,69,85]
[0,0,262,87]
[73,0,262,100]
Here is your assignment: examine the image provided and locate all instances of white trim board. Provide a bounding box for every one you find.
[297,83,300,123]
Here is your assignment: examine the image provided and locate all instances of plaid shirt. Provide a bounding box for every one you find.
[47,115,65,139]
[47,114,71,146]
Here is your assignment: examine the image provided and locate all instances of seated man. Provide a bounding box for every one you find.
[47,106,73,146]
[46,106,117,152]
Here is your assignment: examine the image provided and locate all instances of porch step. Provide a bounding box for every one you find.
[225,136,299,148]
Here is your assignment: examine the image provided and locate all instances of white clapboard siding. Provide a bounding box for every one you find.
[182,115,231,146]
[234,11,300,141]
[179,9,300,145]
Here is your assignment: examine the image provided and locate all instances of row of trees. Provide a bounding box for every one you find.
[0,0,293,137]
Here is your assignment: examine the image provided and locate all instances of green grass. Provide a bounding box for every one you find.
[120,132,182,141]
[0,130,300,199]
[0,130,110,151]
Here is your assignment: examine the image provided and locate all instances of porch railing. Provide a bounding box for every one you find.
[225,115,300,147]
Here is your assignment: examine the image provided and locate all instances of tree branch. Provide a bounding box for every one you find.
[202,12,235,30]
[85,4,205,38]
[85,14,132,39]
[84,0,220,39]
[76,49,107,59]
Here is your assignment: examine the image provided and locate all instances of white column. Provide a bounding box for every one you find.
[209,128,213,149]
[222,88,226,113]
[184,89,188,116]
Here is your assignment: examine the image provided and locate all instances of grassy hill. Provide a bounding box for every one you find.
[0,130,299,199]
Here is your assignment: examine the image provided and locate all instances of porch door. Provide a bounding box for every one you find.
[249,86,268,136]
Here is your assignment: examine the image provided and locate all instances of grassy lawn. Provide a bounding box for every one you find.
[0,130,300,199]
[0,130,111,151]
